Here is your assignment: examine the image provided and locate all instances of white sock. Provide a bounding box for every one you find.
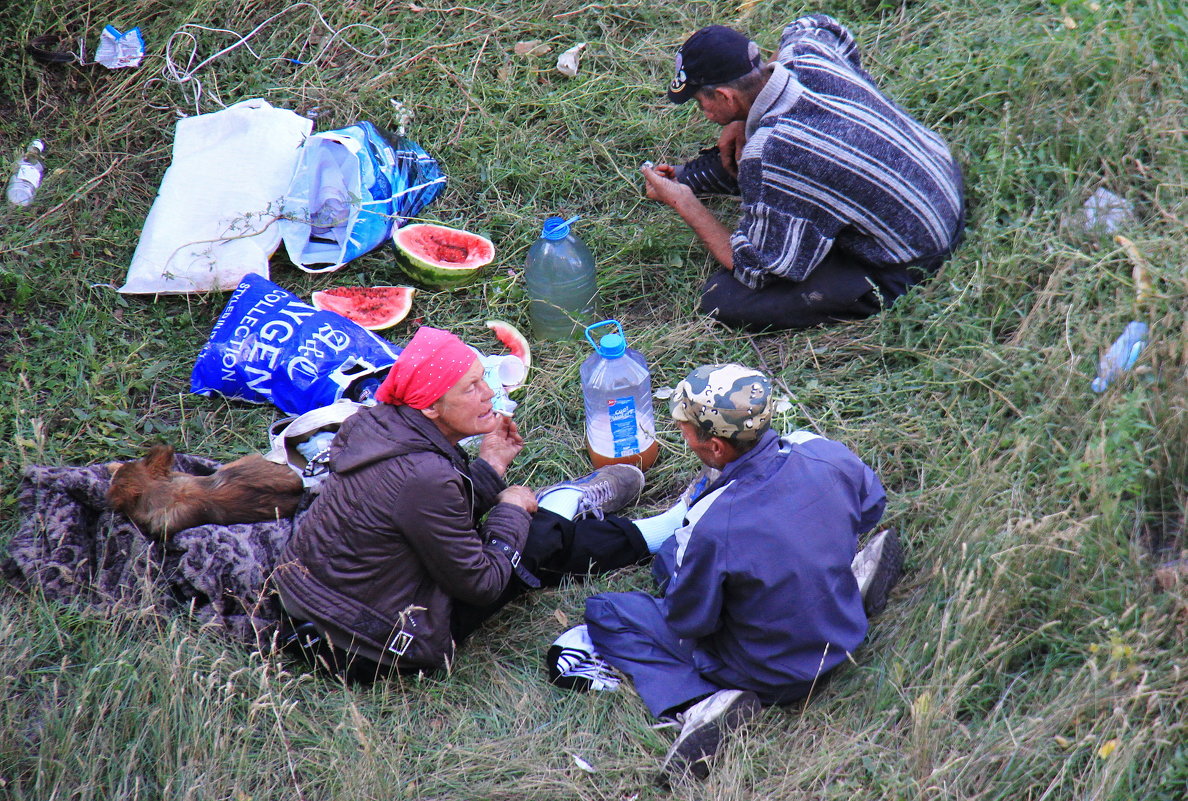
[633,502,688,553]
[538,487,582,520]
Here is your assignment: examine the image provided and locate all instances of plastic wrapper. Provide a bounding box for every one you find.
[96,25,144,69]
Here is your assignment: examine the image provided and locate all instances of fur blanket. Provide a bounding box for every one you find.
[1,454,303,649]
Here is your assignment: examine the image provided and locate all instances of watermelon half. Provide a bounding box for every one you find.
[310,286,416,331]
[392,223,495,289]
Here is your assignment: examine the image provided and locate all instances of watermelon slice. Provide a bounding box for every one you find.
[311,286,416,331]
[486,319,531,370]
[392,223,495,289]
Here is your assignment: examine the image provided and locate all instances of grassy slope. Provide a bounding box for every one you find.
[1,0,1185,798]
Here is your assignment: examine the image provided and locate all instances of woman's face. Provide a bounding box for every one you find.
[423,358,497,444]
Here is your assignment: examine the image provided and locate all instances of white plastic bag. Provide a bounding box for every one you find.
[265,400,365,489]
[119,99,313,294]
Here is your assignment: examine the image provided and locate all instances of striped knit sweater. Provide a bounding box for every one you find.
[730,15,964,289]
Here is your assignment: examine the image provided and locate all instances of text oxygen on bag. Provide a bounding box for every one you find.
[191,274,401,415]
[580,320,658,471]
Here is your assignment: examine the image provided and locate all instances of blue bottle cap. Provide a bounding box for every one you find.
[598,333,626,358]
[541,215,581,241]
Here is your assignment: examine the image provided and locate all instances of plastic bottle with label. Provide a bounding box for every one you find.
[525,215,600,340]
[580,320,658,470]
[6,140,45,206]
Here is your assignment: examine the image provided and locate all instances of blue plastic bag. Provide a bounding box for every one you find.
[191,274,401,414]
[280,121,446,272]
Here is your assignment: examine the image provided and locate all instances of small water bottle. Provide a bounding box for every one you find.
[6,140,45,206]
[1091,321,1148,393]
[581,320,658,471]
[525,215,600,340]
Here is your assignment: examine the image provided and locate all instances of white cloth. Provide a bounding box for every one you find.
[119,98,312,294]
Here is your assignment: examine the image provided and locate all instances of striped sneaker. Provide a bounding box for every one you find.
[674,146,740,195]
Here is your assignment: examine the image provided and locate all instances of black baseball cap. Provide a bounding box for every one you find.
[667,25,762,104]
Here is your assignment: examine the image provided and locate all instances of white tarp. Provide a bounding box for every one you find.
[119,98,312,294]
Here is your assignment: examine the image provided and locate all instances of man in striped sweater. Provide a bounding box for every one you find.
[643,15,965,330]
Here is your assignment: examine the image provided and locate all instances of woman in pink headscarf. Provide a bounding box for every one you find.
[275,326,649,682]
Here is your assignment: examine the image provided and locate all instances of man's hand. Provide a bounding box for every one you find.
[642,164,696,211]
[478,416,524,476]
[716,121,746,177]
[497,485,538,514]
[641,164,736,271]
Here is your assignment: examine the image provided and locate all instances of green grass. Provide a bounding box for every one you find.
[1,0,1186,798]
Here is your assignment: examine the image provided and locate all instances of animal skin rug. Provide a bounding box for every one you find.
[1,453,305,650]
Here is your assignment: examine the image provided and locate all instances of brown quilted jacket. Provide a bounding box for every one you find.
[274,402,531,670]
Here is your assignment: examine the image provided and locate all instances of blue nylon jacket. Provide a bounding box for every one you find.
[656,428,886,690]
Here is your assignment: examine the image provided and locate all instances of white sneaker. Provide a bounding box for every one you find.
[678,466,721,507]
[659,689,761,782]
[851,528,904,617]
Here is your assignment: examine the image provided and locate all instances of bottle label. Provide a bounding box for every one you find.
[607,396,640,457]
[15,164,42,187]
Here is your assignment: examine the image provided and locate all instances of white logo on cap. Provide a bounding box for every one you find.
[670,51,687,94]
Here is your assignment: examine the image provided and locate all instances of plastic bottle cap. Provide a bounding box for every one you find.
[30,140,45,152]
[541,215,580,241]
[598,332,626,358]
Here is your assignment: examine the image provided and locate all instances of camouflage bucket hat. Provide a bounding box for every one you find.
[670,364,773,441]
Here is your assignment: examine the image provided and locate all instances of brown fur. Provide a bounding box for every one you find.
[107,444,303,540]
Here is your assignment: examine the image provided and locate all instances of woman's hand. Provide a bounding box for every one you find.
[478,415,524,476]
[497,485,538,513]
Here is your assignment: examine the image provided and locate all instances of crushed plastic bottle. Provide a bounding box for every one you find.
[6,140,45,206]
[1078,187,1134,234]
[1091,321,1148,393]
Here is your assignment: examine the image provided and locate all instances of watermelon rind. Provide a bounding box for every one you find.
[311,286,416,331]
[486,319,532,370]
[392,223,495,290]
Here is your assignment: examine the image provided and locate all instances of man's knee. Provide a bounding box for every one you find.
[699,269,882,331]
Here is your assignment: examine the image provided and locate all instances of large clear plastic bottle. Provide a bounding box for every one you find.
[525,215,600,340]
[6,140,45,206]
[580,320,658,471]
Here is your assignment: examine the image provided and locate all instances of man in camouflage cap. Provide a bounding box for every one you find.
[577,363,900,782]
[669,364,773,467]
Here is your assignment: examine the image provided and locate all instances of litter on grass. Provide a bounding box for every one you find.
[96,25,144,69]
[1076,187,1135,234]
[514,40,552,57]
[1115,235,1156,306]
[556,42,586,77]
[1091,321,1148,393]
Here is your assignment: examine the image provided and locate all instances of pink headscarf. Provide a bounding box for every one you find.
[376,326,477,409]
